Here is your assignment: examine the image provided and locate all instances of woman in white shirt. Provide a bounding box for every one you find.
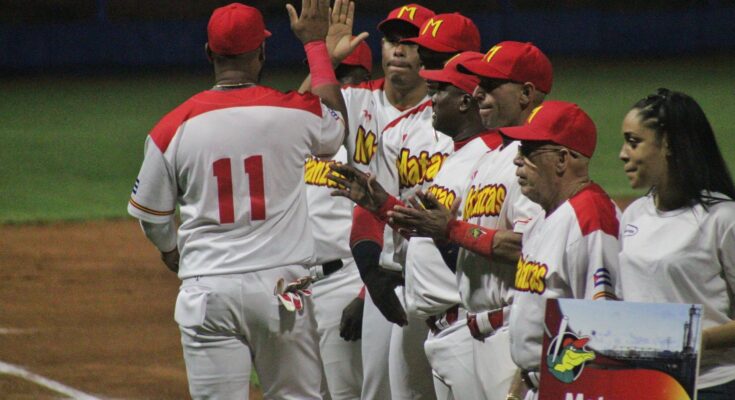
[617,88,735,399]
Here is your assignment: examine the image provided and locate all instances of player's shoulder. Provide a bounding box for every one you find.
[475,130,504,151]
[149,87,322,152]
[342,77,385,92]
[568,182,620,237]
[382,99,433,135]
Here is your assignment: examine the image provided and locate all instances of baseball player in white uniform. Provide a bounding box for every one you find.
[343,12,482,400]
[301,45,375,400]
[389,42,553,400]
[499,101,620,399]
[127,2,349,399]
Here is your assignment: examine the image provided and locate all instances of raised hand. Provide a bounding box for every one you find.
[287,0,330,44]
[328,163,389,213]
[327,0,369,63]
[388,190,461,241]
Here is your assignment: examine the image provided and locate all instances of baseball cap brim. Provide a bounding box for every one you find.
[498,124,551,143]
[458,57,512,81]
[419,69,478,95]
[400,35,457,53]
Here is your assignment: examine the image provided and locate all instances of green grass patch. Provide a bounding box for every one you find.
[2,57,734,222]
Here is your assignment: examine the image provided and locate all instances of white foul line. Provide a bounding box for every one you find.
[0,360,104,400]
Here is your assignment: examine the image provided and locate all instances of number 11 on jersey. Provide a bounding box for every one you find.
[213,155,266,223]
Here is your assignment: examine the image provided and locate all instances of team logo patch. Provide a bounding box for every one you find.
[623,224,639,237]
[470,228,484,239]
[547,329,596,384]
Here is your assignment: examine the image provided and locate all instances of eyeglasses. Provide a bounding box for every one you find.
[517,143,564,160]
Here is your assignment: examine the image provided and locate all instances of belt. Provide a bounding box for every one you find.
[426,304,466,335]
[521,370,540,391]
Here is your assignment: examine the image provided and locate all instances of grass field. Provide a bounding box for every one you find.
[2,55,734,222]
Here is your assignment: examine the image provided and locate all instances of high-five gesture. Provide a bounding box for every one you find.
[327,0,369,63]
[287,0,330,44]
[389,190,460,242]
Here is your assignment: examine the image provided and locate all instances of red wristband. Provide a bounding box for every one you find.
[305,40,338,89]
[377,195,403,222]
[350,206,386,248]
[447,220,497,260]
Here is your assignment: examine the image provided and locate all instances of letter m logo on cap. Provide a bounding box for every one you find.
[483,45,503,63]
[421,18,444,37]
[527,105,543,124]
[397,6,417,20]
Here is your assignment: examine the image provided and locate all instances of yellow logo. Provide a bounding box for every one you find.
[515,255,547,295]
[397,6,417,20]
[304,157,340,188]
[483,45,503,63]
[426,184,456,209]
[527,105,543,124]
[421,18,444,38]
[462,183,507,220]
[396,149,447,188]
[353,125,377,165]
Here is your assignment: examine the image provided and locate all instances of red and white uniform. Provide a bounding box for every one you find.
[371,100,453,400]
[341,79,430,400]
[305,147,364,400]
[128,87,344,277]
[371,99,453,270]
[128,86,344,399]
[508,184,620,377]
[454,141,542,400]
[406,131,503,400]
[342,79,412,171]
[619,193,735,389]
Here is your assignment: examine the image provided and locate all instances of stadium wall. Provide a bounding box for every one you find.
[2,7,734,71]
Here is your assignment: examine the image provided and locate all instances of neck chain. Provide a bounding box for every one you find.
[212,82,256,90]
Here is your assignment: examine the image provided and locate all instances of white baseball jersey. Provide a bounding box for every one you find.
[404,132,503,318]
[508,183,621,371]
[304,146,353,263]
[619,193,735,388]
[456,141,542,313]
[370,99,454,271]
[128,86,344,278]
[342,78,418,171]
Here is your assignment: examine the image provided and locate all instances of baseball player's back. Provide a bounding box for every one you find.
[129,86,344,277]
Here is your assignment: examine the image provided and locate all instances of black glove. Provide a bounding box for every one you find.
[340,295,364,341]
[352,241,407,326]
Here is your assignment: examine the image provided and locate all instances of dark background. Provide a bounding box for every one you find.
[2,0,734,72]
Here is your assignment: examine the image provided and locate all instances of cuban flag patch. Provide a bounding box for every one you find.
[132,178,140,194]
[593,268,612,288]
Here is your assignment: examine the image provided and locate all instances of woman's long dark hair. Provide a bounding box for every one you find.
[632,88,735,207]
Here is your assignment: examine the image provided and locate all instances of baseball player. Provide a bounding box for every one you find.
[323,4,437,399]
[500,101,620,399]
[387,41,552,400]
[127,2,349,398]
[302,42,374,400]
[344,12,482,400]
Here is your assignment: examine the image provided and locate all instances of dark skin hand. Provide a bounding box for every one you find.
[389,190,523,264]
[161,248,180,273]
[388,190,458,242]
[328,163,389,212]
[339,295,364,341]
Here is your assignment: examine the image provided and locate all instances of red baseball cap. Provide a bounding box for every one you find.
[340,40,373,73]
[207,3,271,55]
[419,51,482,95]
[499,101,597,157]
[377,4,435,34]
[459,41,553,93]
[401,13,481,53]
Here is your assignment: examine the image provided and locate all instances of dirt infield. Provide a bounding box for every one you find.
[0,219,262,399]
[1,198,635,399]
